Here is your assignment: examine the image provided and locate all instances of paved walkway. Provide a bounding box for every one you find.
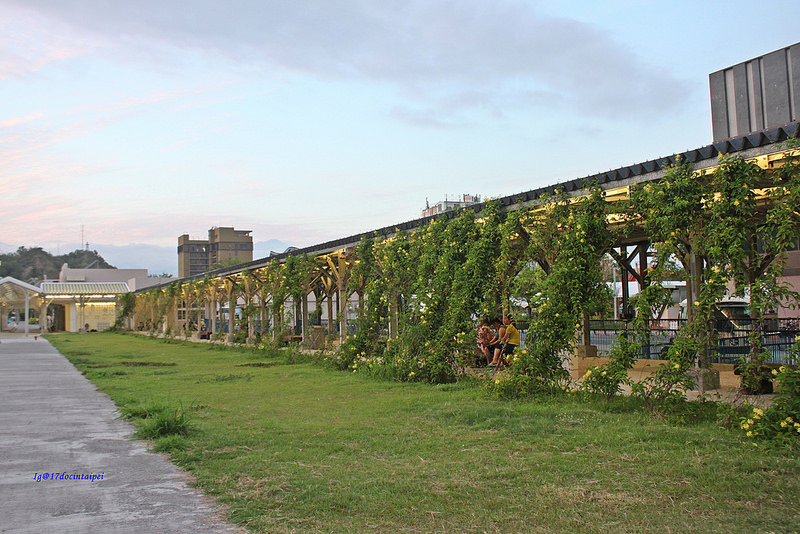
[0,334,244,534]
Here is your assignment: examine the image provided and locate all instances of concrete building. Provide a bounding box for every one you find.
[0,266,174,334]
[422,194,481,218]
[58,264,173,292]
[710,42,800,142]
[178,227,253,278]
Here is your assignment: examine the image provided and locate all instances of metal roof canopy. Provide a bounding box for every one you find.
[40,282,130,296]
[0,277,45,337]
[0,276,42,305]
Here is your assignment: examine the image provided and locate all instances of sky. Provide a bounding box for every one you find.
[2,0,799,276]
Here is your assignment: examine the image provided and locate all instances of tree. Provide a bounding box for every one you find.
[0,247,114,283]
[702,153,800,366]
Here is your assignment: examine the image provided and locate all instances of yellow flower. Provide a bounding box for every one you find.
[781,421,788,428]
[585,369,592,377]
[495,379,500,385]
[752,408,763,416]
[746,431,753,437]
[741,423,750,430]
[747,419,754,425]
[772,369,778,376]
[409,372,415,377]
[673,363,680,370]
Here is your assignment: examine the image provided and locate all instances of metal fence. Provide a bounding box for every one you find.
[588,319,799,365]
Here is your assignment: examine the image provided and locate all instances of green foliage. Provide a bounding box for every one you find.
[133,143,800,413]
[152,434,188,453]
[485,372,562,399]
[631,156,706,268]
[49,333,800,532]
[0,246,114,283]
[739,340,800,442]
[119,400,173,419]
[338,204,504,383]
[113,292,137,330]
[119,397,195,441]
[702,155,800,363]
[499,184,615,394]
[581,357,632,401]
[630,158,721,366]
[133,403,193,439]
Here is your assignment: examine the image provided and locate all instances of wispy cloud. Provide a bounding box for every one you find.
[2,0,688,122]
[0,3,97,79]
[0,111,44,129]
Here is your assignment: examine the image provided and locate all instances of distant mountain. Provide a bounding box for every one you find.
[92,243,176,278]
[0,247,114,284]
[253,239,292,258]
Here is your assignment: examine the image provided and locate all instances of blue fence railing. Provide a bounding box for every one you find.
[587,319,799,365]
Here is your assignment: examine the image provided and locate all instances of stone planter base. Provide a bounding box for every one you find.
[573,345,599,378]
[740,378,774,395]
[687,368,720,391]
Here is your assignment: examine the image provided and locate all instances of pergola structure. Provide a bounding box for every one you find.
[133,124,800,345]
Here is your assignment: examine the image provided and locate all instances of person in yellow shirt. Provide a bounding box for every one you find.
[489,314,519,368]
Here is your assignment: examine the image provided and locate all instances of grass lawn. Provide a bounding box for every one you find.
[47,332,799,533]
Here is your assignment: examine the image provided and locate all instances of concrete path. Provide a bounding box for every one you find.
[0,335,244,534]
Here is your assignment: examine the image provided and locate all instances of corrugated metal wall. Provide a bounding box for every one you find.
[710,42,800,142]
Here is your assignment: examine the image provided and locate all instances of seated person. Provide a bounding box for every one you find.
[487,317,505,367]
[490,314,519,369]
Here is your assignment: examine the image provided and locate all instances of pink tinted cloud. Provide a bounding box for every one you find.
[0,4,96,80]
[0,112,45,129]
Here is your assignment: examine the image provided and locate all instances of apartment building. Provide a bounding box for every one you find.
[178,227,253,278]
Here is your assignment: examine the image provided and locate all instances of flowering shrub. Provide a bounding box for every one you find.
[581,361,631,401]
[629,329,699,414]
[739,360,800,443]
[486,373,562,400]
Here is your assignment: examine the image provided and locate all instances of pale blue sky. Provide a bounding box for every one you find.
[1,0,798,275]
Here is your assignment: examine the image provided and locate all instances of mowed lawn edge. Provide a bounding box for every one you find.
[47,333,800,534]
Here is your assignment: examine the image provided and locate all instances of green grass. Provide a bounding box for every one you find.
[48,332,800,533]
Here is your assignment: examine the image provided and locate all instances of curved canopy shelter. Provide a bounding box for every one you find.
[39,281,130,333]
[0,276,45,336]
